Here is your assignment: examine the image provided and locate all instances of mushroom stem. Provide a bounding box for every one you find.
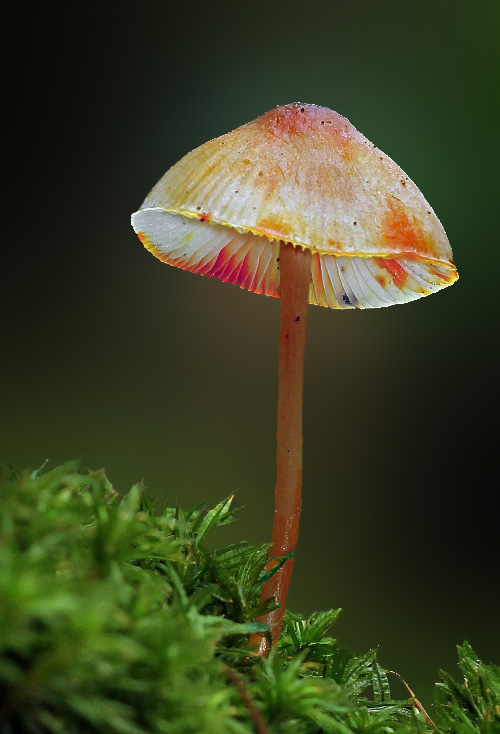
[251,241,311,655]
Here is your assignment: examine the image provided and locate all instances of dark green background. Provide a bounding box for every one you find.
[4,0,498,707]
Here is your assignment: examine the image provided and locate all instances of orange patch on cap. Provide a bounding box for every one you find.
[259,103,354,144]
[264,169,285,198]
[255,215,293,238]
[199,212,211,223]
[382,198,434,257]
[375,258,409,289]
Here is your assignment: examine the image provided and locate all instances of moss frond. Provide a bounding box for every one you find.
[0,463,498,733]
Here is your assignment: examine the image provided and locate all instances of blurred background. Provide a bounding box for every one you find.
[3,0,498,707]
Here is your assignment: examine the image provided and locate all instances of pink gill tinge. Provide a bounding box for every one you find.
[134,210,457,309]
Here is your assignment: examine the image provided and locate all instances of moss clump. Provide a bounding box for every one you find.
[1,462,498,733]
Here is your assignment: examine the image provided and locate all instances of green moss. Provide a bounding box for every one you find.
[0,462,498,733]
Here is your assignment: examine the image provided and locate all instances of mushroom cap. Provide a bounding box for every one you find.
[132,103,458,308]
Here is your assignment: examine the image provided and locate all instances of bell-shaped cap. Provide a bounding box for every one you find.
[132,103,458,308]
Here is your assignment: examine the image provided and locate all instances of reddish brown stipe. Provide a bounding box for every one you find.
[249,241,311,652]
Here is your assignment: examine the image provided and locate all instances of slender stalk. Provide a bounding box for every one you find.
[250,241,311,655]
[224,666,269,734]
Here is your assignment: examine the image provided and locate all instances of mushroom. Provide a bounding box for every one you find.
[131,103,458,654]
